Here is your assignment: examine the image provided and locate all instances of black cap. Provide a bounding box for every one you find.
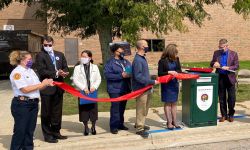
[110,44,123,53]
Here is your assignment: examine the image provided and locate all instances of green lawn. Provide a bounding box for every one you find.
[63,61,250,115]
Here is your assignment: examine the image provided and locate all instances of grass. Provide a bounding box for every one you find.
[62,61,250,115]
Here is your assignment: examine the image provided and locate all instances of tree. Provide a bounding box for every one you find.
[233,0,250,19]
[1,0,223,63]
[0,0,33,8]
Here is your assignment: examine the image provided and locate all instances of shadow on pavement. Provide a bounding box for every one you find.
[234,110,250,123]
[0,80,11,91]
[128,117,165,129]
[0,134,12,150]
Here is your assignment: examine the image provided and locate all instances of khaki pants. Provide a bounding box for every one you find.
[135,90,152,132]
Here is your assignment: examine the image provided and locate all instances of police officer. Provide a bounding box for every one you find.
[9,50,53,150]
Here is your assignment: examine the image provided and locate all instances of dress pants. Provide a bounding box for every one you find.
[218,74,236,118]
[135,90,152,132]
[109,93,127,130]
[41,93,63,139]
[10,98,38,150]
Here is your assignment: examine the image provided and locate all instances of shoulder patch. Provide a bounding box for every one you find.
[13,73,21,80]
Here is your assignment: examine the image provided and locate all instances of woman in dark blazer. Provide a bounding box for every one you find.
[158,44,182,129]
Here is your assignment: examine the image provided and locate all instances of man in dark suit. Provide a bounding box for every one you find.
[36,35,69,143]
[210,38,239,123]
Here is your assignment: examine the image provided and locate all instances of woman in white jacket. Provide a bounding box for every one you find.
[73,50,101,136]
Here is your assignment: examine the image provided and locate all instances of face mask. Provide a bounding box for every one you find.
[80,57,90,64]
[119,52,125,58]
[26,60,33,68]
[144,47,149,53]
[44,46,53,53]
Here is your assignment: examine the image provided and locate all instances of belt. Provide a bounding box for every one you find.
[15,96,39,102]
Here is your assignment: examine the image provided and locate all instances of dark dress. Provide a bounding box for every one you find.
[158,58,182,103]
[79,103,98,122]
[78,64,98,122]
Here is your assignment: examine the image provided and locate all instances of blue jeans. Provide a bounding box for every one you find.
[10,97,38,150]
[109,93,127,130]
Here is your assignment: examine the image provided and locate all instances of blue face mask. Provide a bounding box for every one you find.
[26,60,33,68]
[144,47,149,53]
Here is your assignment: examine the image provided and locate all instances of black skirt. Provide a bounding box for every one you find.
[78,100,98,122]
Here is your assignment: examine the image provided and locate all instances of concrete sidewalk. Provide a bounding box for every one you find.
[1,80,250,150]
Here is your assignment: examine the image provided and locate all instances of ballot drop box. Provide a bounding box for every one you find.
[182,73,218,127]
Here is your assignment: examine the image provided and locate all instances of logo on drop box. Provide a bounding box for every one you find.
[197,86,213,111]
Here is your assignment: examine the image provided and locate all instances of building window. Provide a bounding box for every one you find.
[144,39,165,52]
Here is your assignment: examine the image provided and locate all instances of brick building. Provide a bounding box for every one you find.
[0,0,249,66]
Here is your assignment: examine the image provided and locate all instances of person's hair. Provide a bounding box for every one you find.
[219,38,228,45]
[9,50,31,66]
[81,50,94,63]
[161,44,178,61]
[110,44,123,53]
[136,40,146,50]
[42,35,54,43]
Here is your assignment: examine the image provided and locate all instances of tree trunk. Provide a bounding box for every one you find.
[97,25,113,64]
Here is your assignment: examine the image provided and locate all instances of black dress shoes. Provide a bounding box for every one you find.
[118,125,129,130]
[53,133,68,140]
[84,127,89,136]
[136,130,149,138]
[143,125,150,131]
[167,127,174,130]
[44,137,58,143]
[91,127,96,135]
[134,125,150,130]
[111,129,118,134]
[172,122,181,129]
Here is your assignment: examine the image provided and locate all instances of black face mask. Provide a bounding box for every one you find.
[144,47,149,53]
[118,51,125,58]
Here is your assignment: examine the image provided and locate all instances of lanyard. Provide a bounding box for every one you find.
[115,60,126,71]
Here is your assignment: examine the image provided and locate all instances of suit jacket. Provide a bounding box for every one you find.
[35,49,69,95]
[210,49,239,85]
[73,63,101,91]
[158,57,182,77]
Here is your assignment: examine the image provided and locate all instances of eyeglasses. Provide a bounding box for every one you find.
[43,44,53,47]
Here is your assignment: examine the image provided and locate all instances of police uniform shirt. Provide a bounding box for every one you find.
[10,65,41,99]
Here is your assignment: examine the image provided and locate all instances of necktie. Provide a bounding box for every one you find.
[49,52,57,70]
[49,52,54,63]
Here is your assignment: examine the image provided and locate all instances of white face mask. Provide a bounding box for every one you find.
[44,46,53,53]
[80,57,90,64]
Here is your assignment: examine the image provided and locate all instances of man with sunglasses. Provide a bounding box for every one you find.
[35,35,69,143]
[210,39,239,123]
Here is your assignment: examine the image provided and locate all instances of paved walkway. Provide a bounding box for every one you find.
[1,80,250,150]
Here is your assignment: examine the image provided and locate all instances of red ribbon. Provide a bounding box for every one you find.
[53,73,199,102]
[188,68,213,73]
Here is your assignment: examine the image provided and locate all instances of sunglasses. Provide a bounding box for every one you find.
[43,44,53,47]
